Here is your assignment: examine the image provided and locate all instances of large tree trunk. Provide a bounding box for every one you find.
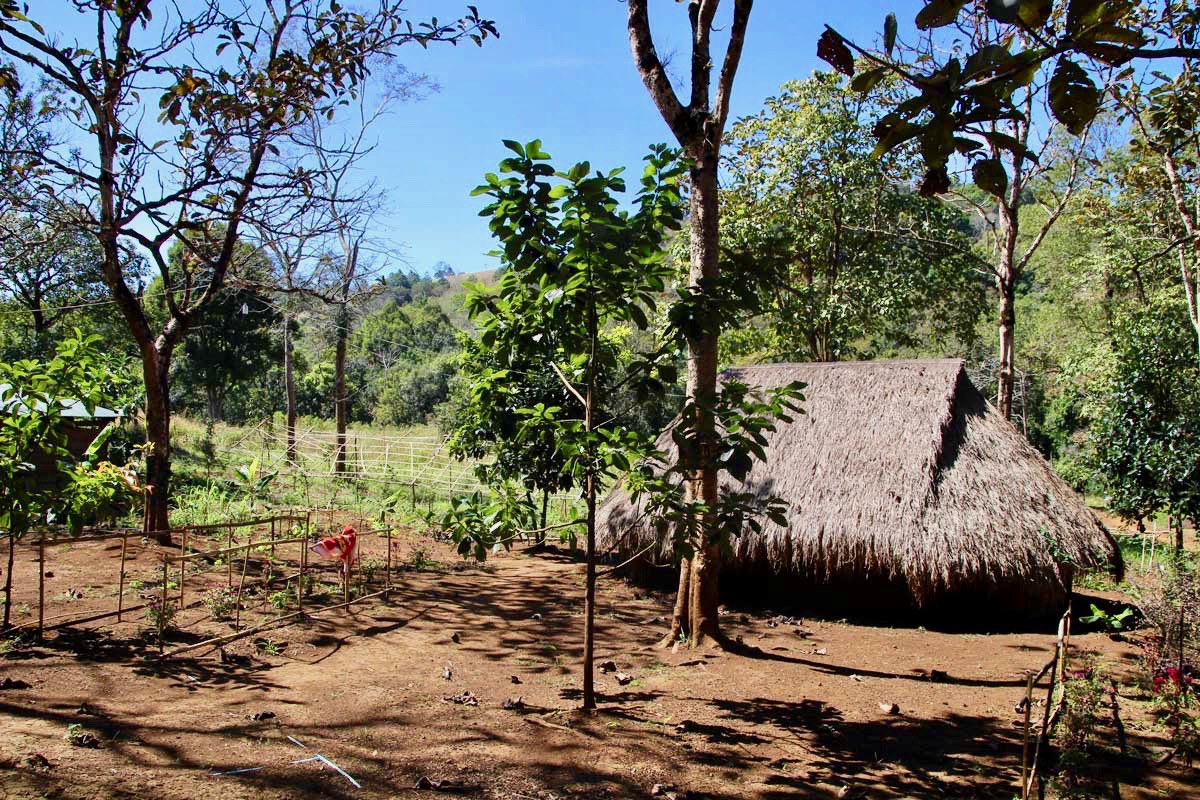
[206,385,223,422]
[995,197,1019,421]
[142,345,173,543]
[997,279,1017,420]
[681,155,724,647]
[334,304,348,474]
[627,0,752,650]
[284,314,297,463]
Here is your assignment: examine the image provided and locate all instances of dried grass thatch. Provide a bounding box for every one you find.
[597,359,1122,616]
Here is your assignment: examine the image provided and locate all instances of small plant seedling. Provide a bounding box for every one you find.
[254,638,281,656]
[203,587,239,622]
[267,591,291,611]
[1080,604,1134,632]
[64,723,99,748]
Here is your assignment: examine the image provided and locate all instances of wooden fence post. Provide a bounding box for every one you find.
[1021,673,1033,799]
[385,526,392,595]
[117,530,129,623]
[159,552,168,655]
[297,537,306,616]
[37,538,45,639]
[180,525,189,607]
[236,530,252,631]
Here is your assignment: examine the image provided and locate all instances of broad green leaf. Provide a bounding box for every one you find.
[915,0,969,30]
[1048,56,1100,135]
[972,158,1009,198]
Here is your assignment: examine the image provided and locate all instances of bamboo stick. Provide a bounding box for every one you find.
[159,553,168,655]
[1021,673,1033,799]
[37,539,45,639]
[117,529,128,622]
[180,525,189,607]
[297,537,306,615]
[385,526,392,594]
[236,529,253,630]
[166,536,311,563]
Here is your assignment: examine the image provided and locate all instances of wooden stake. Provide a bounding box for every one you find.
[236,529,253,630]
[180,525,189,607]
[226,526,233,587]
[297,537,306,616]
[385,526,392,593]
[117,529,128,623]
[1021,673,1033,799]
[37,539,45,639]
[159,552,168,655]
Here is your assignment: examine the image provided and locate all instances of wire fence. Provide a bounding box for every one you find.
[223,420,584,518]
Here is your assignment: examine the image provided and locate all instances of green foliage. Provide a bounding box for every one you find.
[1079,603,1134,631]
[450,139,687,540]
[1054,664,1107,799]
[0,332,127,540]
[163,233,282,422]
[820,1,1200,194]
[720,73,985,362]
[202,586,239,622]
[373,351,458,426]
[144,596,177,634]
[1092,300,1200,526]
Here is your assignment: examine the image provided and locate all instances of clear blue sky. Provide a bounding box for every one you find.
[365,1,906,276]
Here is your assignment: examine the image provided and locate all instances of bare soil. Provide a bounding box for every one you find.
[1,524,1196,799]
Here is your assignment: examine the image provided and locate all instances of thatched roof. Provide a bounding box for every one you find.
[597,359,1121,613]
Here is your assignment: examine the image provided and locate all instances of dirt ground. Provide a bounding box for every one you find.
[1,524,1197,799]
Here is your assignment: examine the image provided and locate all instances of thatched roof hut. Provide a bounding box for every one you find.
[596,359,1122,619]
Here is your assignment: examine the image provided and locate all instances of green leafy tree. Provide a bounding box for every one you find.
[167,235,282,422]
[1093,300,1200,547]
[817,2,1199,417]
[721,73,984,362]
[626,0,756,649]
[451,140,687,708]
[1113,56,1200,363]
[0,1,497,539]
[0,333,125,628]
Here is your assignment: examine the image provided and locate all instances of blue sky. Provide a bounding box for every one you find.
[363,1,906,276]
[34,1,910,277]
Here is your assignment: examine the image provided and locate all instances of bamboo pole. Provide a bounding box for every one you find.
[37,539,45,639]
[225,526,233,587]
[236,529,253,630]
[385,526,392,595]
[167,536,310,563]
[159,552,168,655]
[162,587,393,659]
[297,537,306,615]
[117,529,128,623]
[179,525,189,607]
[1021,673,1033,799]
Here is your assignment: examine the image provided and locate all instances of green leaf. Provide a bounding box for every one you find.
[850,67,888,93]
[1017,0,1053,28]
[883,13,898,58]
[1048,56,1100,135]
[972,158,1009,198]
[986,0,1022,23]
[915,0,969,30]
